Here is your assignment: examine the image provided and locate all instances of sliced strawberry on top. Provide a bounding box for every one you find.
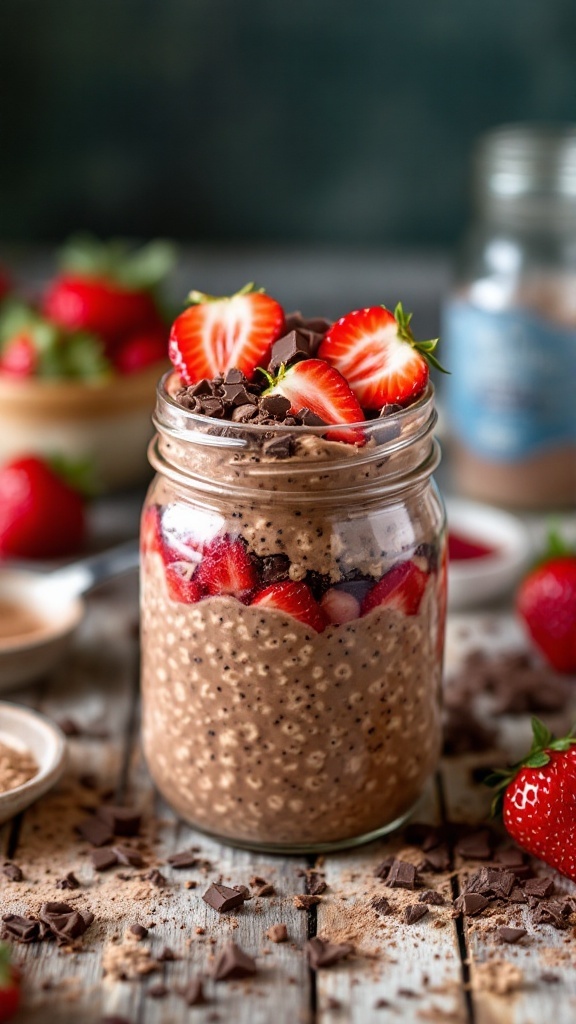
[318,302,445,410]
[195,536,258,599]
[165,562,204,604]
[169,283,285,385]
[251,581,328,633]
[361,560,428,617]
[261,358,365,444]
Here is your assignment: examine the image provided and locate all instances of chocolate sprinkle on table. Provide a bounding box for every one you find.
[77,816,114,847]
[371,896,392,916]
[56,871,80,890]
[524,877,555,899]
[182,977,206,1006]
[293,894,321,909]
[145,869,167,887]
[305,872,327,896]
[96,805,141,837]
[113,846,144,868]
[455,830,493,860]
[452,893,490,917]
[497,926,528,944]
[38,902,95,945]
[2,913,41,943]
[147,983,168,999]
[266,923,288,943]
[91,848,118,872]
[404,903,429,924]
[167,849,200,869]
[3,863,23,882]
[128,924,148,940]
[418,890,445,906]
[212,941,257,981]
[202,883,247,913]
[387,860,419,890]
[156,946,178,962]
[306,937,353,969]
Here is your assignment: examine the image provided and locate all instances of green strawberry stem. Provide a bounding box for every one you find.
[485,716,576,815]
[47,454,98,498]
[257,362,285,391]
[392,301,449,375]
[187,282,265,306]
[60,234,176,291]
[0,943,14,987]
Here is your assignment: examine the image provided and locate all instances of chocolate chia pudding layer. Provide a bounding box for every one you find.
[142,558,441,847]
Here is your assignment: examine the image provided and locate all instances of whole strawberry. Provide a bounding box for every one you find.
[0,455,87,559]
[517,535,576,673]
[488,718,576,882]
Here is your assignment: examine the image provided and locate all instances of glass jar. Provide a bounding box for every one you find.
[140,371,447,853]
[443,123,576,508]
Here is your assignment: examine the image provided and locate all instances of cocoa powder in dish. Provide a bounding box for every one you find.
[0,740,38,793]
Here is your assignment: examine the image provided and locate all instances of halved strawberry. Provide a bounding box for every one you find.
[361,560,427,617]
[261,358,365,444]
[165,561,204,604]
[318,303,445,409]
[169,283,285,384]
[251,581,328,633]
[195,536,258,599]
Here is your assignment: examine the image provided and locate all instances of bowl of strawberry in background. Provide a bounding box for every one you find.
[0,236,175,491]
[446,498,530,610]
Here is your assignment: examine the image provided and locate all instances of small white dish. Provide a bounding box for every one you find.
[0,702,66,823]
[446,498,531,610]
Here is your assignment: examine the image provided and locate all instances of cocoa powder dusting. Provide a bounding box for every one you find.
[0,740,38,792]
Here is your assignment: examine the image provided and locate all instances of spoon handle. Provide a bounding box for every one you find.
[46,539,140,600]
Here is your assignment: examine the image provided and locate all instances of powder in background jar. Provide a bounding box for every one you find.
[0,740,38,793]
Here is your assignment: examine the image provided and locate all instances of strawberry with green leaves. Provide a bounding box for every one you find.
[169,282,285,384]
[516,531,576,674]
[318,302,446,409]
[0,944,20,1023]
[487,717,576,882]
[261,358,365,444]
[0,302,110,381]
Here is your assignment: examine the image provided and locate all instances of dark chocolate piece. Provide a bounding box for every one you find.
[254,883,275,897]
[38,902,94,945]
[371,896,391,916]
[145,869,167,887]
[387,860,418,890]
[147,983,168,999]
[305,872,327,896]
[261,435,295,459]
[202,883,246,913]
[296,407,328,427]
[3,863,23,882]
[418,890,445,905]
[420,844,450,872]
[212,941,257,981]
[91,848,118,872]
[221,383,256,407]
[404,903,429,924]
[231,403,260,422]
[156,946,177,961]
[455,830,493,860]
[524,877,554,899]
[452,892,490,917]
[260,395,291,419]
[497,926,527,944]
[190,378,213,396]
[532,901,570,929]
[183,977,206,1005]
[2,913,41,943]
[268,329,312,372]
[374,856,394,880]
[167,849,200,869]
[200,397,225,418]
[224,368,247,385]
[77,816,113,847]
[129,923,148,940]
[463,867,515,899]
[96,805,142,838]
[283,313,332,336]
[113,846,143,868]
[259,554,291,585]
[56,872,80,890]
[306,937,353,969]
[266,923,288,943]
[293,894,321,909]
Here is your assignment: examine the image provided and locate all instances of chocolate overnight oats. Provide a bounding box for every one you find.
[140,288,447,851]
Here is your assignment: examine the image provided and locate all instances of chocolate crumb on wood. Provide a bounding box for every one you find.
[306,937,353,969]
[203,883,247,913]
[266,923,288,943]
[212,941,257,981]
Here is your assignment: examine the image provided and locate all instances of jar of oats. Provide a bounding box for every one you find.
[140,372,446,852]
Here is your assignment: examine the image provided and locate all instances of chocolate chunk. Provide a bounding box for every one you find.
[296,407,328,427]
[145,869,167,887]
[306,937,353,969]
[524,877,554,899]
[374,856,394,880]
[96,805,141,837]
[147,983,168,999]
[532,901,570,929]
[304,570,331,601]
[371,896,392,916]
[156,946,177,961]
[541,972,560,984]
[202,883,247,913]
[293,894,321,909]
[420,844,450,872]
[2,913,41,943]
[266,923,288,943]
[259,554,291,585]
[260,394,292,419]
[224,368,248,385]
[190,378,213,396]
[455,830,493,860]
[418,890,445,905]
[91,848,118,872]
[183,977,206,1005]
[452,893,490,917]
[77,816,113,847]
[113,846,143,868]
[167,849,200,869]
[200,397,225,418]
[493,847,527,870]
[305,872,327,896]
[284,313,332,337]
[508,886,527,904]
[268,329,312,372]
[38,902,94,945]
[254,883,275,897]
[231,403,260,422]
[261,435,295,459]
[221,383,256,407]
[56,872,80,890]
[464,867,515,899]
[212,941,257,981]
[3,863,23,882]
[404,903,429,924]
[387,860,419,890]
[497,926,527,944]
[129,924,148,940]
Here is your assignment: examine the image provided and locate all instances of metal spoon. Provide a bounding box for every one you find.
[0,540,139,688]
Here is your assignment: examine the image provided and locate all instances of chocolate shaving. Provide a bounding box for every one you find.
[38,902,94,945]
[306,937,353,969]
[212,941,257,981]
[371,896,392,916]
[2,913,41,943]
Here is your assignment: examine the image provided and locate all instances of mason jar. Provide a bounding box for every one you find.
[140,371,447,853]
[443,123,576,508]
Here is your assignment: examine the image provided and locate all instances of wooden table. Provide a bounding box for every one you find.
[2,506,576,1024]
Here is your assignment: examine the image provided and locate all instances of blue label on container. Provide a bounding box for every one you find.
[442,300,576,461]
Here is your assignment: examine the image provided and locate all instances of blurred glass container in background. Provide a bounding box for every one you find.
[443,124,576,509]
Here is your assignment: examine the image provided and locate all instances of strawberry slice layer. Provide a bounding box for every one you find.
[361,560,427,617]
[165,562,204,604]
[319,303,441,410]
[195,536,258,599]
[251,581,328,633]
[169,283,285,385]
[141,505,166,558]
[262,359,365,444]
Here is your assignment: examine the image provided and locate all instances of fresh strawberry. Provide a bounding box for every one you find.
[517,548,576,674]
[165,562,204,604]
[318,302,445,409]
[168,283,285,384]
[141,505,165,557]
[113,330,167,374]
[195,536,257,599]
[0,455,86,559]
[43,236,174,348]
[361,560,427,617]
[261,358,365,444]
[0,331,37,377]
[251,580,328,633]
[487,718,576,882]
[0,944,20,1022]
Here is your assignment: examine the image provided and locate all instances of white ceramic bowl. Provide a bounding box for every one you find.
[446,498,531,610]
[0,703,66,823]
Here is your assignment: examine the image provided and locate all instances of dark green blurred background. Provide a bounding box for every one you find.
[2,0,575,246]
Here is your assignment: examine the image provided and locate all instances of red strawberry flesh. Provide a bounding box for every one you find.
[195,537,257,599]
[517,556,576,673]
[263,359,365,444]
[251,581,328,633]
[361,560,427,617]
